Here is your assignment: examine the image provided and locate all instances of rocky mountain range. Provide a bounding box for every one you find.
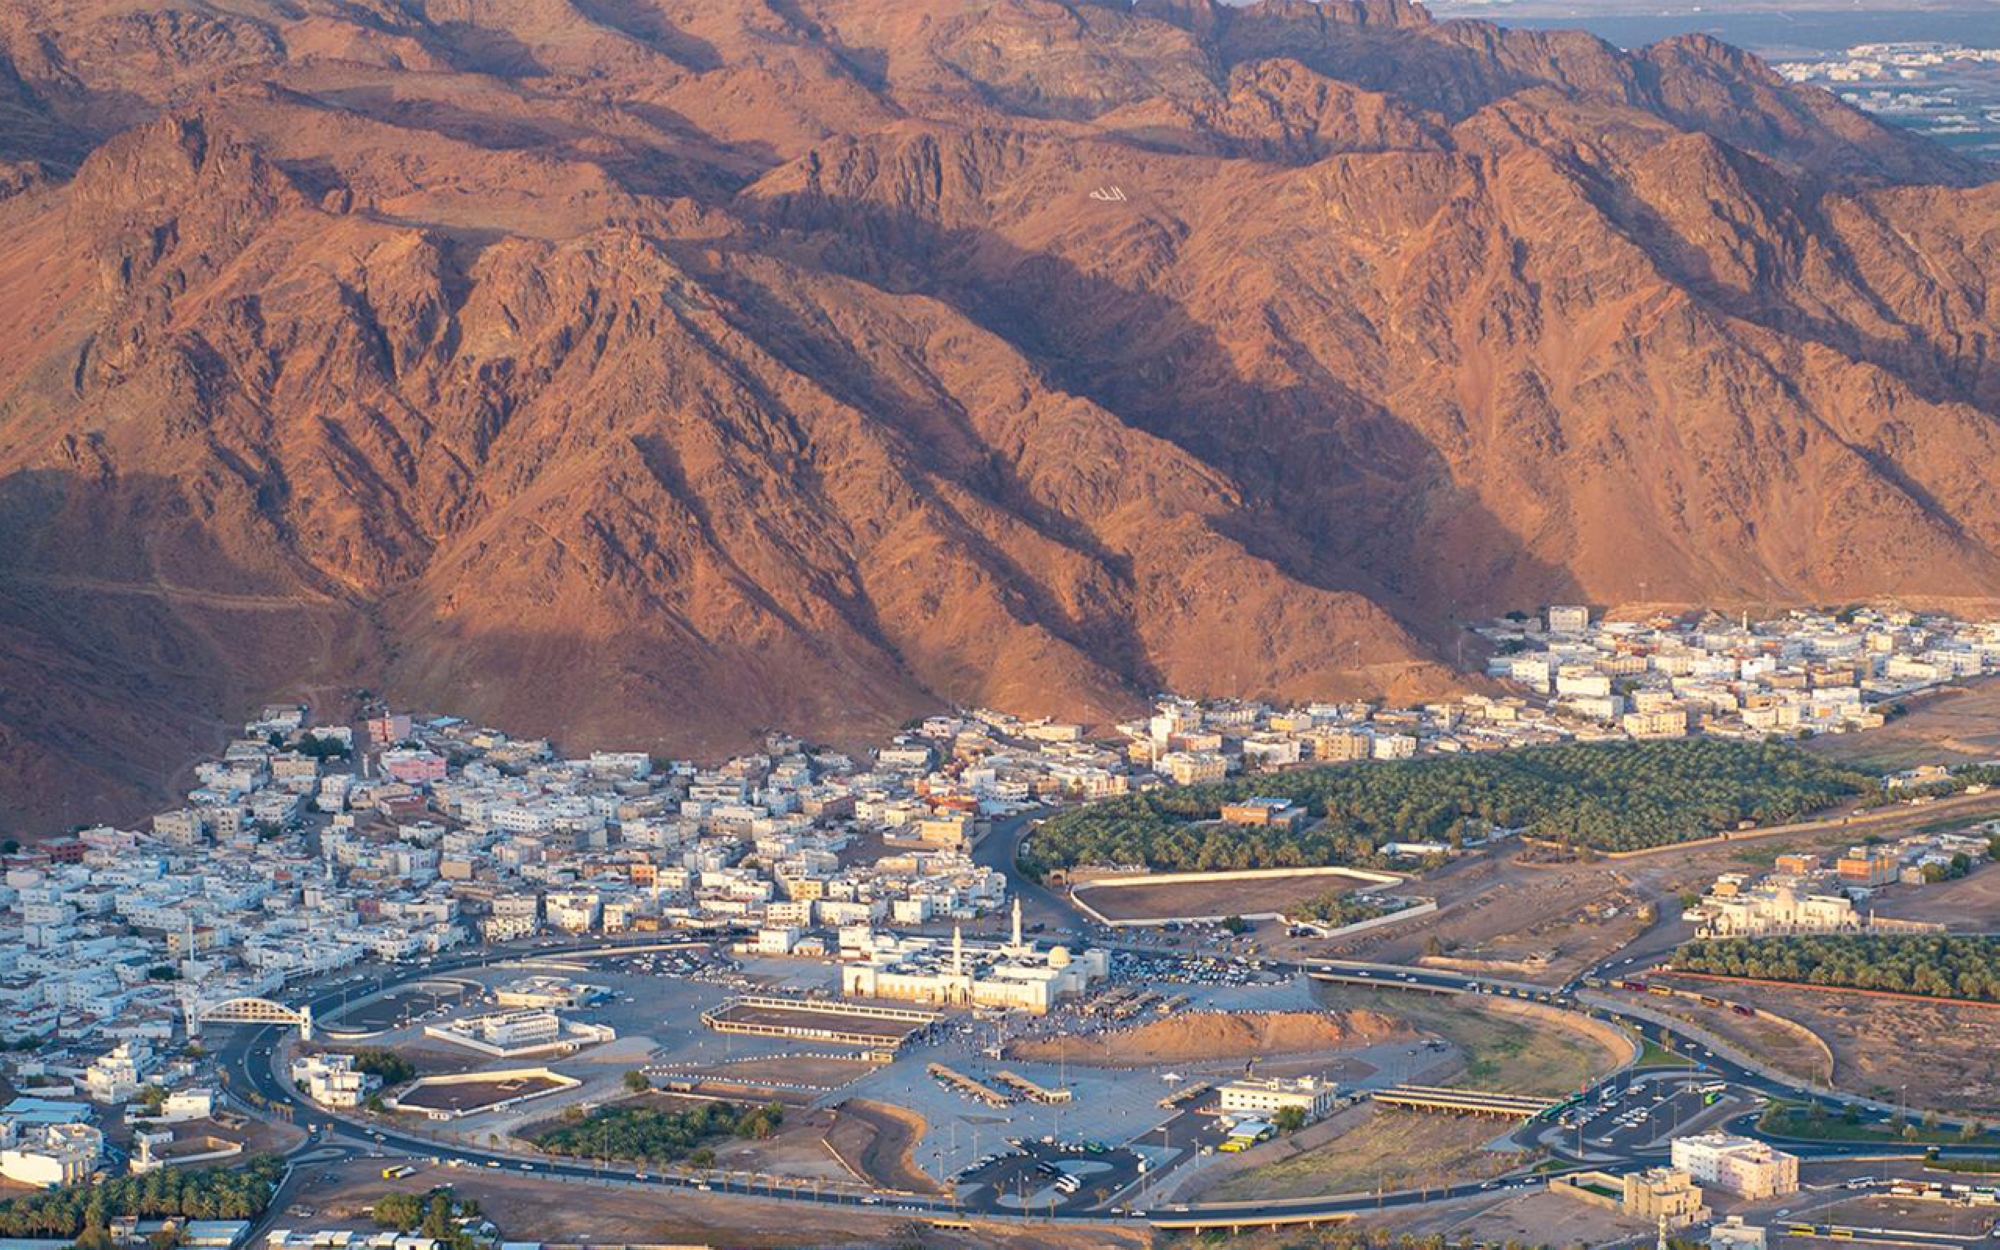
[2,0,1999,827]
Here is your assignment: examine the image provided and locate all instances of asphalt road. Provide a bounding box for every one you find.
[208,937,2000,1230]
[971,808,1090,933]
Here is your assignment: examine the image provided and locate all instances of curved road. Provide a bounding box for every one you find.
[211,937,1995,1231]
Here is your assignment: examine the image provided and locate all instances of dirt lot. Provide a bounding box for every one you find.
[1803,1194,2000,1238]
[678,1053,877,1089]
[1807,677,2000,770]
[1008,1009,1407,1067]
[1426,1185,1654,1247]
[1283,850,1659,986]
[211,1111,304,1156]
[1247,731,2000,988]
[823,1099,943,1194]
[1611,981,1831,1086]
[290,1158,1130,1247]
[670,1080,821,1107]
[1194,1103,1527,1201]
[701,1105,855,1183]
[1869,860,2000,929]
[1658,979,2000,1114]
[1074,870,1369,923]
[1312,985,1626,1098]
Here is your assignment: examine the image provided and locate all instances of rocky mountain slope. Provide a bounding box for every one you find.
[0,0,1996,828]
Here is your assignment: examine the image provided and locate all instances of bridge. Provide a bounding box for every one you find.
[1371,1084,1557,1119]
[1308,970,1463,996]
[190,997,314,1040]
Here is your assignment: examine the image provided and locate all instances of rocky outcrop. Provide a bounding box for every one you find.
[0,0,1995,828]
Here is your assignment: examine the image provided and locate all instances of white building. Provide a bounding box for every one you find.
[1695,880,1861,937]
[1547,605,1590,634]
[82,1041,153,1104]
[1371,734,1417,761]
[840,919,1108,1015]
[544,890,602,933]
[1218,1075,1338,1123]
[456,1010,560,1050]
[1156,751,1229,786]
[155,1088,216,1123]
[0,1119,102,1188]
[291,1053,379,1109]
[1670,1134,1799,1199]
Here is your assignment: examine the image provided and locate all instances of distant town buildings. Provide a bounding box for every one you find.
[1,602,1997,1166]
[1482,605,2000,742]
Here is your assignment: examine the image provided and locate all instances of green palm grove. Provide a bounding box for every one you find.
[1027,740,1867,875]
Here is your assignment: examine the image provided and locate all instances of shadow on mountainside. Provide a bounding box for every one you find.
[738,190,1588,636]
[0,467,382,832]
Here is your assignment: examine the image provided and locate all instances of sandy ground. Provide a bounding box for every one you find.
[1274,849,1661,987]
[676,1053,878,1088]
[1074,871,1364,923]
[1673,980,2000,1114]
[1615,981,1831,1085]
[1807,677,2000,769]
[1252,755,2000,991]
[705,1106,856,1184]
[293,1159,1136,1247]
[221,1111,307,1156]
[823,1099,943,1194]
[1427,1186,1654,1247]
[518,1095,939,1192]
[1868,861,2000,929]
[1008,1009,1407,1067]
[1192,1103,1527,1201]
[1810,1194,2000,1237]
[1311,984,1626,1098]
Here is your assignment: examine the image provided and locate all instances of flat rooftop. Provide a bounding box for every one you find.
[393,1074,567,1111]
[708,1001,928,1041]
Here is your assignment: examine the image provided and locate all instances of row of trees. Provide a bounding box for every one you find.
[1027,739,1867,875]
[532,1100,784,1166]
[0,1155,283,1238]
[1856,763,2000,809]
[1675,935,2000,1003]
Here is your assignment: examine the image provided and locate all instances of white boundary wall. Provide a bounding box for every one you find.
[1070,865,1431,936]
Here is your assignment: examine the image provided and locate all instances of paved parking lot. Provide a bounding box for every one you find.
[959,1140,1147,1214]
[346,952,1466,1197]
[1551,1071,1736,1157]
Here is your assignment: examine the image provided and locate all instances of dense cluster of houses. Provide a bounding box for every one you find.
[1482,605,2000,740]
[5,603,2000,1198]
